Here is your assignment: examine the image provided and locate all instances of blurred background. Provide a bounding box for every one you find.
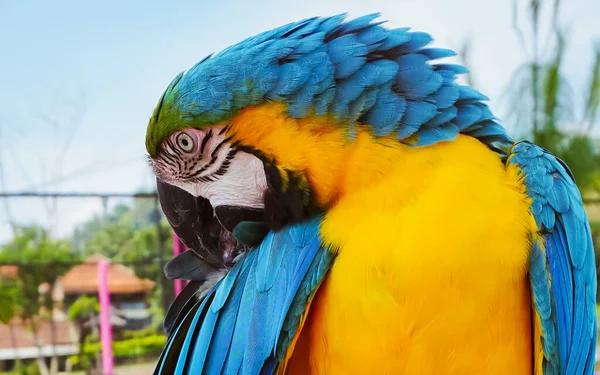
[0,0,599,374]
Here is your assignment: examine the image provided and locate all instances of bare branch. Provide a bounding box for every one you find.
[20,156,145,191]
[552,0,561,30]
[512,0,531,58]
[1,141,36,188]
[53,94,87,186]
[457,36,476,88]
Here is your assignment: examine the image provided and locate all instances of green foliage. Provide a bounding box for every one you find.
[67,295,100,373]
[148,286,166,332]
[559,136,599,189]
[67,295,99,322]
[84,219,136,259]
[0,281,17,324]
[584,43,600,131]
[69,335,167,369]
[75,198,171,267]
[505,0,600,193]
[10,361,42,375]
[2,361,42,375]
[0,226,80,320]
[120,326,157,340]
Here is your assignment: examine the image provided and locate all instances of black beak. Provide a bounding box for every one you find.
[156,178,243,269]
[156,178,270,269]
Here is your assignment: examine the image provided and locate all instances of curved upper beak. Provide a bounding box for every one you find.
[156,178,270,270]
[156,178,243,269]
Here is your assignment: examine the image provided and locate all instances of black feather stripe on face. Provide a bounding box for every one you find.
[200,130,213,154]
[152,131,240,185]
[226,143,322,230]
[262,164,321,230]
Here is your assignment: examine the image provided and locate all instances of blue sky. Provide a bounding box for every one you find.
[0,0,599,243]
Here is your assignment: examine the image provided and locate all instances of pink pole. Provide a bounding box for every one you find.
[97,259,114,375]
[172,231,184,296]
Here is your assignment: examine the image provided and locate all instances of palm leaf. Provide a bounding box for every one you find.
[584,42,600,131]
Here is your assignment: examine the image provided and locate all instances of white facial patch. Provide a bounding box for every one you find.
[180,151,268,209]
[157,126,269,210]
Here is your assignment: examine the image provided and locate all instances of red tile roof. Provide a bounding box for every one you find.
[0,265,18,280]
[60,255,154,294]
[0,319,76,349]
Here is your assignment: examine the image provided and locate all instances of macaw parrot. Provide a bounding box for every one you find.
[145,13,597,374]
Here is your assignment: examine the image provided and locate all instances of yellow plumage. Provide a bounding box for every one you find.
[227,103,539,374]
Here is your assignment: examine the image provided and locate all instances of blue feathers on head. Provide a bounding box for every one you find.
[170,13,512,149]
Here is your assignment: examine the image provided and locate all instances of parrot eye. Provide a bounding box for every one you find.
[177,133,194,153]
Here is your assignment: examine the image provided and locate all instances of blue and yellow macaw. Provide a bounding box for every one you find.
[145,13,597,374]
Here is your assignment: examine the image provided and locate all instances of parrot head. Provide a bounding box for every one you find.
[148,99,326,268]
[146,13,511,268]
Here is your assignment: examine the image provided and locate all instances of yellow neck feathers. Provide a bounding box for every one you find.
[225,102,410,207]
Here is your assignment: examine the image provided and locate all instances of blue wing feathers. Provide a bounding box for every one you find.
[204,269,248,375]
[401,100,437,128]
[377,27,411,50]
[156,299,204,374]
[548,222,573,367]
[154,217,335,375]
[276,247,336,361]
[423,106,457,127]
[364,86,406,136]
[529,241,558,370]
[356,25,388,50]
[457,85,489,102]
[431,85,460,109]
[175,294,214,374]
[336,13,381,33]
[508,141,597,375]
[419,47,457,60]
[293,32,326,55]
[396,31,433,52]
[416,122,459,147]
[165,14,511,149]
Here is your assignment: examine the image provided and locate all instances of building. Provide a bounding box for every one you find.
[57,255,155,330]
[0,318,78,372]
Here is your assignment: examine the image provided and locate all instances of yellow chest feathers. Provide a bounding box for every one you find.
[288,135,537,374]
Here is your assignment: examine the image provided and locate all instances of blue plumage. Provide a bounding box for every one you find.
[336,13,381,33]
[425,106,457,127]
[431,84,460,109]
[508,141,597,375]
[155,13,512,150]
[417,122,459,147]
[364,85,406,136]
[378,27,411,50]
[154,217,335,375]
[395,54,443,99]
[419,47,457,60]
[453,104,483,130]
[356,25,388,51]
